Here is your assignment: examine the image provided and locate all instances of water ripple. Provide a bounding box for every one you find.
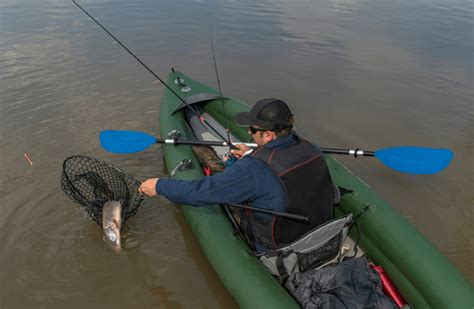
[1,0,472,305]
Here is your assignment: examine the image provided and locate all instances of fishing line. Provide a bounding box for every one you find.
[210,33,232,145]
[72,0,235,148]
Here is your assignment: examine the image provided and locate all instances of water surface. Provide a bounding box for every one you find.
[1,0,472,306]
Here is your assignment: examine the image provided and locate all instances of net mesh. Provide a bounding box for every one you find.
[61,155,143,228]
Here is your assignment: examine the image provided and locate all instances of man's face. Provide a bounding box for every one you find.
[248,126,276,147]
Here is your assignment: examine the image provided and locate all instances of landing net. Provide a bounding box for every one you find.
[61,155,143,228]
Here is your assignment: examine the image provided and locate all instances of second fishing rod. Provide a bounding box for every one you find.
[72,0,236,149]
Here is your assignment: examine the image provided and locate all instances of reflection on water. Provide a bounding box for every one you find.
[1,0,472,306]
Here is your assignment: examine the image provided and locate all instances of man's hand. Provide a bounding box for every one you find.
[230,144,251,158]
[139,178,159,197]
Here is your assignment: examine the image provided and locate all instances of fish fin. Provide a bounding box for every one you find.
[113,218,120,229]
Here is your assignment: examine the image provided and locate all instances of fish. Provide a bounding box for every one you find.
[191,145,224,173]
[102,200,122,253]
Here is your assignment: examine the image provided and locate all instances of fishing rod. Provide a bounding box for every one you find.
[62,155,308,223]
[72,0,236,149]
[227,204,308,222]
[71,3,306,219]
[210,33,232,145]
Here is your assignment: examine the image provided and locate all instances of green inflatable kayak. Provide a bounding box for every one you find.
[158,69,472,308]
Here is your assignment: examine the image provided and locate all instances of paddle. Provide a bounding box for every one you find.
[100,130,453,174]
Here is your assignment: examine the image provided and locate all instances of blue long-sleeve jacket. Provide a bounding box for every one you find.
[156,136,304,212]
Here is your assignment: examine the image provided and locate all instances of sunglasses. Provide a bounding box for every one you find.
[249,126,269,134]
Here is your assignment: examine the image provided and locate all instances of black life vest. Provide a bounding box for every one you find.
[242,135,334,250]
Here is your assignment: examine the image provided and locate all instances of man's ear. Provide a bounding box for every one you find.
[265,131,277,140]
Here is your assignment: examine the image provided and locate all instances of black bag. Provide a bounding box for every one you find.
[285,256,398,309]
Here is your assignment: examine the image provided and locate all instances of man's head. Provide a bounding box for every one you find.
[235,98,294,146]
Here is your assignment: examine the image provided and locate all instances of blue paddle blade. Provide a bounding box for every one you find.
[375,146,453,174]
[100,130,157,154]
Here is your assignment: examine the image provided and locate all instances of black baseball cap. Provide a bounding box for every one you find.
[235,98,293,131]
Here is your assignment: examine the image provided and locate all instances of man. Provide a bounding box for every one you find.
[139,98,335,253]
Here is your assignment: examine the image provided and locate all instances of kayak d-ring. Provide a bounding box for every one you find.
[167,130,182,140]
[170,159,194,176]
[174,76,186,85]
[167,130,182,146]
[174,76,191,92]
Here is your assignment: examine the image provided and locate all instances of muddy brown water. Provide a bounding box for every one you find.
[1,0,472,306]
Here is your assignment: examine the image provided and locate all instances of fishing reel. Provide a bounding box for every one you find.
[221,152,237,168]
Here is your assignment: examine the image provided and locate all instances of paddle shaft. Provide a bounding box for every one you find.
[157,138,256,147]
[321,148,375,157]
[72,0,236,149]
[157,138,376,157]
